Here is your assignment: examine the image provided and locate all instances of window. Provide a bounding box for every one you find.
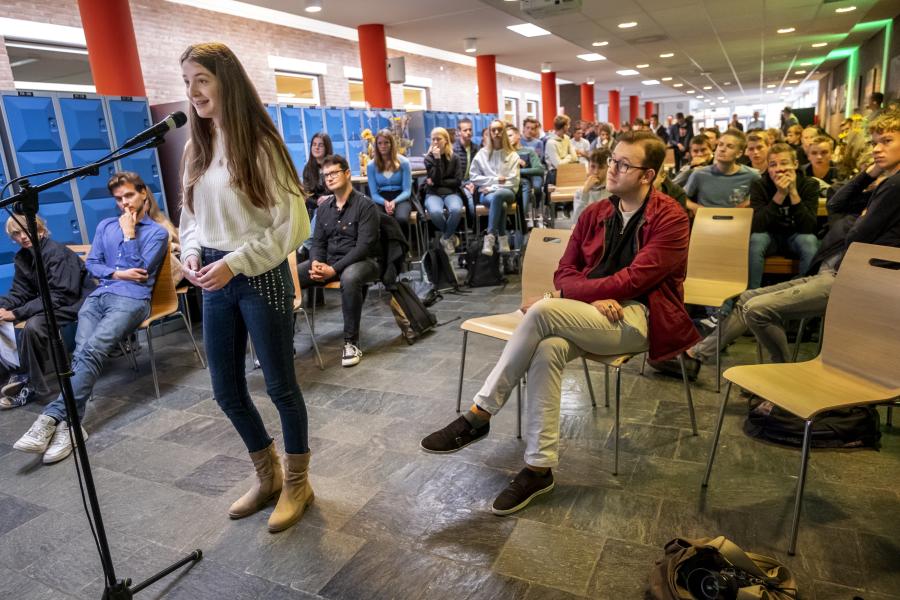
[6,40,94,92]
[275,72,320,105]
[348,80,365,108]
[503,97,519,126]
[401,85,428,110]
[525,99,539,121]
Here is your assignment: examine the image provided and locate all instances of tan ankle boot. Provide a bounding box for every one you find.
[229,442,282,519]
[268,451,314,533]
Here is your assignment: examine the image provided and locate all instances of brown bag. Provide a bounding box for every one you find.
[648,536,798,600]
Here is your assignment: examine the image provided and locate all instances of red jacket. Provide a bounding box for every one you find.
[554,189,701,361]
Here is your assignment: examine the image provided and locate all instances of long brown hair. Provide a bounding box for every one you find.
[373,128,400,173]
[180,42,303,212]
[107,171,178,241]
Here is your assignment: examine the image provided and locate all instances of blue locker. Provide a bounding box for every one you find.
[279,107,307,174]
[436,113,450,130]
[0,263,14,296]
[302,107,325,140]
[0,149,15,266]
[264,104,278,129]
[323,109,346,143]
[361,110,377,133]
[347,140,365,175]
[106,98,165,203]
[424,112,437,136]
[344,110,363,140]
[377,110,393,132]
[41,202,85,246]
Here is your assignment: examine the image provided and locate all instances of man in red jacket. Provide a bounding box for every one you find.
[421,131,700,515]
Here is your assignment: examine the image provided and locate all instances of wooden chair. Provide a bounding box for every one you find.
[66,244,91,258]
[547,162,587,227]
[702,243,900,555]
[287,252,324,370]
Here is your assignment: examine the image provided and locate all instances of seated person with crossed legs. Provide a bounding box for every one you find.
[421,131,699,515]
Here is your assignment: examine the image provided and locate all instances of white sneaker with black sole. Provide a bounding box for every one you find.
[342,342,362,367]
[498,235,511,254]
[13,414,57,453]
[43,420,88,464]
[481,233,496,256]
[440,237,456,255]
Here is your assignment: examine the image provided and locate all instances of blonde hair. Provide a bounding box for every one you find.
[868,109,900,136]
[484,119,514,155]
[6,214,49,239]
[374,129,400,173]
[429,127,453,159]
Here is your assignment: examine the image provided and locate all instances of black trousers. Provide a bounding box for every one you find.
[1,314,63,395]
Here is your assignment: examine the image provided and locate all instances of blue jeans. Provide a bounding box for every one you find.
[749,232,820,289]
[201,248,309,454]
[424,193,463,239]
[43,293,149,422]
[520,176,542,215]
[481,188,515,235]
[302,213,317,250]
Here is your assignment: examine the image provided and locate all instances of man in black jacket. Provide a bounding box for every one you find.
[0,215,93,409]
[748,142,820,289]
[298,154,379,367]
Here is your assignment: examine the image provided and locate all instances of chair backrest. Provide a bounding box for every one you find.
[555,162,588,187]
[521,229,572,302]
[286,251,305,306]
[145,250,179,323]
[67,244,90,262]
[686,207,752,284]
[820,243,900,389]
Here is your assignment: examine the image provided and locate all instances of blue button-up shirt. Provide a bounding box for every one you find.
[85,215,168,301]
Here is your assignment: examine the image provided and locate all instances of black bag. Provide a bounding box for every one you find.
[389,280,438,344]
[465,234,507,288]
[744,398,881,449]
[422,239,461,292]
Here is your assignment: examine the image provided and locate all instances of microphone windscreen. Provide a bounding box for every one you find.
[172,111,188,128]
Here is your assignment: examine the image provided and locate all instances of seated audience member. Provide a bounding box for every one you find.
[302,132,333,218]
[766,128,784,146]
[702,127,720,147]
[649,114,668,142]
[470,119,520,256]
[668,113,689,170]
[729,114,744,131]
[800,126,822,161]
[802,135,839,190]
[654,168,689,212]
[653,110,900,378]
[590,124,613,151]
[299,155,379,367]
[673,135,714,187]
[508,125,546,228]
[0,216,92,409]
[572,147,611,221]
[583,122,597,144]
[520,117,544,163]
[632,118,645,132]
[781,107,800,134]
[785,124,807,165]
[685,129,760,214]
[544,115,578,172]
[14,173,169,463]
[453,118,478,215]
[571,124,591,165]
[744,131,770,173]
[748,143,820,289]
[423,127,463,255]
[748,111,765,131]
[420,131,699,514]
[368,129,412,226]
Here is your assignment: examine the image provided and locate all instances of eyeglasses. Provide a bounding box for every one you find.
[607,156,650,174]
[322,169,347,180]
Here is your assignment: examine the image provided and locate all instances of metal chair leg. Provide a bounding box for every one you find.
[888,404,894,428]
[516,380,522,440]
[716,311,722,392]
[582,358,596,407]
[179,312,206,369]
[456,331,468,413]
[678,354,698,435]
[792,317,807,362]
[756,342,764,364]
[702,381,732,486]
[789,419,814,556]
[640,352,646,375]
[145,325,160,399]
[120,340,138,372]
[300,310,324,370]
[613,367,621,476]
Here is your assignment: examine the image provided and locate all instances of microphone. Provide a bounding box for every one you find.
[121,111,187,148]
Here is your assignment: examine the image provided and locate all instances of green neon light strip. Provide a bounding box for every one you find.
[882,19,892,92]
[846,47,858,118]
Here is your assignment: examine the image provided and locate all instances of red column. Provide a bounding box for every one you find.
[541,71,557,132]
[608,90,620,129]
[629,95,639,124]
[357,24,392,109]
[78,0,145,96]
[580,83,595,121]
[644,101,654,120]
[476,55,498,114]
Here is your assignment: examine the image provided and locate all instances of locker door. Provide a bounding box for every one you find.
[376,110,392,132]
[279,106,307,173]
[0,150,16,267]
[0,263,14,296]
[344,110,363,140]
[58,96,117,238]
[106,98,165,202]
[424,112,437,136]
[323,108,348,161]
[302,107,324,140]
[265,104,279,130]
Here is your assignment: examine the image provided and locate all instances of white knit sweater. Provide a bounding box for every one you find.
[179,138,310,277]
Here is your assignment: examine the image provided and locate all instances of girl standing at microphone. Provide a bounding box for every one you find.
[178,42,312,533]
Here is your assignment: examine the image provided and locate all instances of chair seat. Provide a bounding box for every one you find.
[474,203,518,217]
[461,311,522,340]
[550,187,579,203]
[583,352,638,368]
[683,278,747,307]
[724,359,900,420]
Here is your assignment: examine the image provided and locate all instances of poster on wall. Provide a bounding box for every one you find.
[890,55,900,100]
[864,66,880,101]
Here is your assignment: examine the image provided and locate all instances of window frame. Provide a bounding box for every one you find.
[274,70,321,105]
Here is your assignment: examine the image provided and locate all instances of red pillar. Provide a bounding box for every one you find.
[580,84,595,121]
[608,90,620,130]
[629,95,640,124]
[644,101,654,120]
[476,55,498,114]
[357,24,392,109]
[78,0,145,96]
[541,72,557,132]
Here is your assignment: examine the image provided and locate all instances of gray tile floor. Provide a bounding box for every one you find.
[0,269,898,599]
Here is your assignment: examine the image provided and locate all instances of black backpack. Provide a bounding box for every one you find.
[422,238,461,292]
[744,397,881,449]
[389,280,438,344]
[465,234,507,288]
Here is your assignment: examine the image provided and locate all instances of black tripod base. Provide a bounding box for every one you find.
[102,550,203,599]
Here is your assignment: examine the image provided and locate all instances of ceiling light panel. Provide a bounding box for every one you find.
[577,53,606,61]
[507,23,551,37]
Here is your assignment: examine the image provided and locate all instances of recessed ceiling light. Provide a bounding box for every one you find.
[835,6,856,13]
[788,79,799,83]
[304,0,322,12]
[592,41,609,47]
[661,77,673,81]
[777,27,796,34]
[577,53,606,61]
[673,83,683,87]
[618,21,638,28]
[718,96,725,100]
[541,62,552,73]
[686,90,695,93]
[724,81,731,85]
[767,84,776,88]
[795,70,807,74]
[464,38,477,53]
[697,95,704,99]
[642,79,660,85]
[710,102,716,105]
[766,90,774,94]
[587,77,595,85]
[702,85,712,89]
[811,42,828,47]
[636,63,650,68]
[659,52,674,58]
[616,69,640,76]
[507,23,551,37]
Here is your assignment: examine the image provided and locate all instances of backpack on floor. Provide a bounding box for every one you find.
[422,238,461,292]
[744,397,881,449]
[465,234,507,288]
[389,280,438,344]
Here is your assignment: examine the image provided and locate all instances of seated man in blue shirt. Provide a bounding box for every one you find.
[14,172,168,464]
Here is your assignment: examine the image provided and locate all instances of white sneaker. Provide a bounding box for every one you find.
[526,217,534,229]
[440,237,456,255]
[482,233,496,256]
[13,414,57,453]
[498,235,511,254]
[43,421,88,464]
[342,342,362,367]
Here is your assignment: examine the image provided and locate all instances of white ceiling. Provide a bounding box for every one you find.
[244,0,897,102]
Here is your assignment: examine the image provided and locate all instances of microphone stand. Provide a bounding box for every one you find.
[2,136,202,599]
